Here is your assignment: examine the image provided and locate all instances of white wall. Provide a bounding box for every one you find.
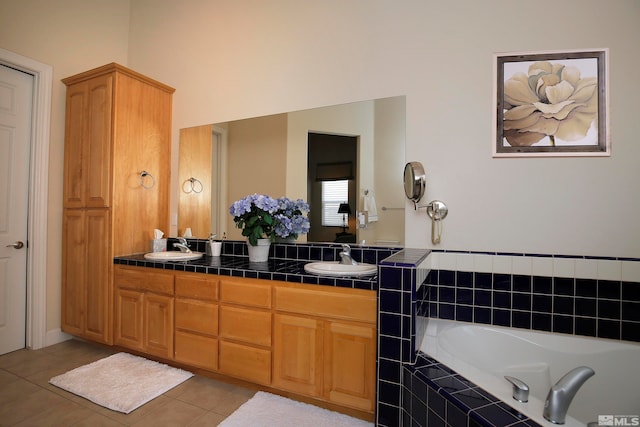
[1,0,638,336]
[0,0,130,332]
[127,0,640,258]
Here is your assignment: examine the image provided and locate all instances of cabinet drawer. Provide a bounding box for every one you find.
[219,306,271,346]
[175,299,218,336]
[274,285,376,323]
[175,273,218,301]
[114,265,174,295]
[175,331,218,371]
[219,278,271,308]
[219,340,271,385]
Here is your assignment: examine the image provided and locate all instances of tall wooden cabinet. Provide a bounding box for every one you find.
[61,64,174,344]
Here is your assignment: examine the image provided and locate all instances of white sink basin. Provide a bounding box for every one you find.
[144,251,204,261]
[304,261,377,277]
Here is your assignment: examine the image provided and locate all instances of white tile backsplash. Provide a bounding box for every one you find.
[473,254,493,273]
[456,253,475,272]
[532,256,553,277]
[512,256,533,276]
[622,261,640,282]
[553,258,575,278]
[575,258,598,279]
[492,256,512,274]
[438,252,457,271]
[427,251,640,283]
[596,259,622,281]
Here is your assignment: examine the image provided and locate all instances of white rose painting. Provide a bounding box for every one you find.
[494,49,609,157]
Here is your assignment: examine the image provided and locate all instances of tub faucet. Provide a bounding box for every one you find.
[339,244,358,265]
[543,366,595,424]
[173,237,192,253]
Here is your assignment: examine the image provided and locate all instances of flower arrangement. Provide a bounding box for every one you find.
[229,194,310,246]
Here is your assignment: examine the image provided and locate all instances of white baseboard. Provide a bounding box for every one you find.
[44,328,73,348]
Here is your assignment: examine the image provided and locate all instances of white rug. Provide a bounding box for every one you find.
[219,391,374,427]
[49,352,193,414]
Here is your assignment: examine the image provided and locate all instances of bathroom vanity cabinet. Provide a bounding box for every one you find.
[61,64,174,345]
[174,273,219,371]
[114,266,174,359]
[109,265,376,416]
[272,284,377,412]
[218,277,273,385]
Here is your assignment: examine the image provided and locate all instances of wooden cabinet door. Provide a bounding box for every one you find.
[144,293,174,358]
[84,75,112,207]
[114,288,143,350]
[175,331,218,371]
[219,305,271,346]
[62,75,112,208]
[61,209,110,343]
[63,83,87,208]
[83,209,111,343]
[219,340,271,385]
[324,321,376,412]
[272,314,323,396]
[61,209,85,336]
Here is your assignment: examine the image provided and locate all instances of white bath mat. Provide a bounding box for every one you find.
[49,352,193,414]
[219,391,374,427]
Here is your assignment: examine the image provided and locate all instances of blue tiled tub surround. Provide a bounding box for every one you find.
[420,250,640,343]
[377,249,431,426]
[403,354,542,427]
[115,239,401,291]
[417,317,640,426]
[377,248,640,427]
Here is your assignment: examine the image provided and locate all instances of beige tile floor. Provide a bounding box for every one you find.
[0,339,256,426]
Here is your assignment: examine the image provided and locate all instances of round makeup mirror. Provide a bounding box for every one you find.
[403,161,426,204]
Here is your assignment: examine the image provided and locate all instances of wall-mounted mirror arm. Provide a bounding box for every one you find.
[403,162,448,244]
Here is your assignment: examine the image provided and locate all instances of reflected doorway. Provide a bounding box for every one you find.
[307,133,357,242]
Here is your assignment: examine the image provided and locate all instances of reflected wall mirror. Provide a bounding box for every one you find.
[177,96,406,246]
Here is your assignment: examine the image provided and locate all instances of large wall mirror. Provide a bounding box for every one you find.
[177,96,406,246]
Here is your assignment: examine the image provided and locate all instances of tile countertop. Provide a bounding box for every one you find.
[114,253,379,291]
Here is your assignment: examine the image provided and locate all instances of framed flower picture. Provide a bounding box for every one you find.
[493,48,609,157]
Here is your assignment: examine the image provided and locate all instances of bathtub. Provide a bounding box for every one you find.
[419,318,640,426]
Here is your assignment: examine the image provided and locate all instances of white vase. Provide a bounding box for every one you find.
[247,238,271,262]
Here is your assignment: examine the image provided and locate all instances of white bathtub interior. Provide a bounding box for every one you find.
[418,317,640,426]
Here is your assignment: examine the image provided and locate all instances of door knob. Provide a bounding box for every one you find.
[6,241,24,249]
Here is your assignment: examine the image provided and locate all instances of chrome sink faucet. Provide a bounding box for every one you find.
[173,237,192,253]
[339,244,358,265]
[543,366,595,424]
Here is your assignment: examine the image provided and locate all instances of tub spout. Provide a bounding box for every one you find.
[543,366,595,424]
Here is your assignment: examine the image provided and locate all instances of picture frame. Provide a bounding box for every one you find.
[493,48,609,157]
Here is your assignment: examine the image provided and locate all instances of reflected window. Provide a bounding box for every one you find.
[321,180,348,226]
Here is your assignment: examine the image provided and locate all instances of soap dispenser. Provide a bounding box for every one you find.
[205,233,215,256]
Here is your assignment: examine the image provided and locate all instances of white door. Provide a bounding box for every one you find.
[0,64,32,354]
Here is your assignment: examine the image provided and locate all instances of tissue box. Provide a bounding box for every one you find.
[150,239,167,252]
